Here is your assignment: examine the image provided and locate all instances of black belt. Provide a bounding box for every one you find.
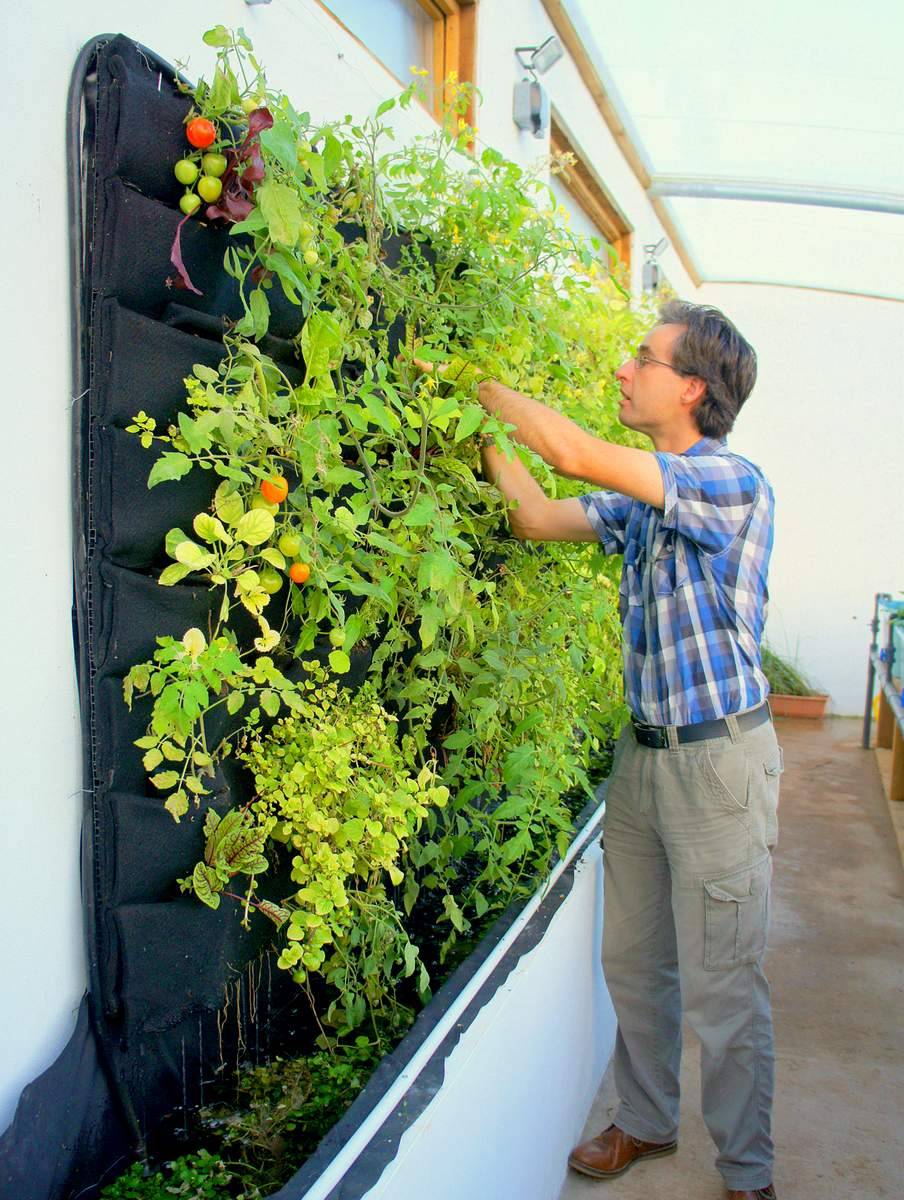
[631,702,771,749]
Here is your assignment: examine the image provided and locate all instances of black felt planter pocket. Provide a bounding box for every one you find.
[107,789,231,905]
[91,561,223,680]
[93,180,308,341]
[93,179,247,323]
[94,38,192,206]
[93,300,225,428]
[92,427,219,569]
[113,900,275,1034]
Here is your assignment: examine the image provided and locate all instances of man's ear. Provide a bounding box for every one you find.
[681,376,707,416]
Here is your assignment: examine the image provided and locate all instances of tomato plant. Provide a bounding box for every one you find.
[173,158,199,185]
[260,475,289,505]
[186,116,217,148]
[128,24,657,1056]
[197,175,223,203]
[178,191,201,216]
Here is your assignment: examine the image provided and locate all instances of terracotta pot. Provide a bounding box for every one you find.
[769,693,829,719]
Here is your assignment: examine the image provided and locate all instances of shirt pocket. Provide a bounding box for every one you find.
[651,531,690,597]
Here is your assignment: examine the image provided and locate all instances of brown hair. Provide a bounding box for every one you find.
[657,300,757,438]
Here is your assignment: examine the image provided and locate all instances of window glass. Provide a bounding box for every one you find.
[322,0,434,83]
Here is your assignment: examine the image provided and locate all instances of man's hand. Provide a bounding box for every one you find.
[412,355,489,393]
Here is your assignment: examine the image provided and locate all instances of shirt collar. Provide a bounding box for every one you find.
[683,435,728,457]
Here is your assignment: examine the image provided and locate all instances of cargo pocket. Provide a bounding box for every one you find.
[703,855,771,971]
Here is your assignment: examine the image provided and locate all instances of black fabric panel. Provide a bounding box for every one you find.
[91,181,304,341]
[163,301,301,368]
[95,42,192,206]
[92,179,247,325]
[0,999,132,1200]
[93,427,220,569]
[107,787,232,906]
[93,674,249,799]
[90,562,226,682]
[113,900,276,1035]
[94,299,225,428]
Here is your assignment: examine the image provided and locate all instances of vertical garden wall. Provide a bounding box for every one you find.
[1,26,650,1199]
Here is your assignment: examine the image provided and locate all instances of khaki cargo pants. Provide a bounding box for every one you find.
[602,715,783,1192]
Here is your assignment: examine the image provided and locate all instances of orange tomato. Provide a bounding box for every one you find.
[260,475,289,504]
[186,117,217,149]
[289,562,311,585]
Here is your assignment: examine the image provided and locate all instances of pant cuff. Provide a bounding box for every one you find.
[614,1108,678,1145]
[720,1170,774,1191]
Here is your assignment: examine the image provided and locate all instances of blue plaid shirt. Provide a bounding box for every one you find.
[580,436,774,726]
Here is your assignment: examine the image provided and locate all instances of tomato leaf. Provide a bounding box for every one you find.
[148,452,193,488]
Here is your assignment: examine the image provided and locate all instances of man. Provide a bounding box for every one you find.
[472,301,782,1200]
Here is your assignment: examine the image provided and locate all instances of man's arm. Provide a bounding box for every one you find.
[478,379,664,509]
[480,443,598,542]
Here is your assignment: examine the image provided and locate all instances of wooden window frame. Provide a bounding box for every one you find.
[317,1,478,124]
[550,116,632,270]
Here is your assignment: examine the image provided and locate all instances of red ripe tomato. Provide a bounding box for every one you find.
[186,117,217,149]
[289,562,311,585]
[260,475,289,504]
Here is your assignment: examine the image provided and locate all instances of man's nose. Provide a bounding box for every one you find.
[615,359,633,383]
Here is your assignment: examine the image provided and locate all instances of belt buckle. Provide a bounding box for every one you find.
[633,720,666,749]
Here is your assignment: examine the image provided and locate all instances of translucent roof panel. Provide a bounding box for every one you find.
[564,0,904,297]
[665,199,904,301]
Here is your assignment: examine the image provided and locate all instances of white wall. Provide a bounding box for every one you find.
[360,845,614,1200]
[700,283,904,714]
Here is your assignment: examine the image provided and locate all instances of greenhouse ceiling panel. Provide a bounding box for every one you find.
[563,0,904,298]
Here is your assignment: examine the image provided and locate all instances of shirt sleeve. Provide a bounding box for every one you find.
[579,491,633,555]
[655,452,762,556]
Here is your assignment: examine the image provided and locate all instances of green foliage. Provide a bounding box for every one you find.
[198,1037,388,1191]
[235,672,442,1028]
[122,30,656,1046]
[761,645,822,696]
[98,1149,254,1200]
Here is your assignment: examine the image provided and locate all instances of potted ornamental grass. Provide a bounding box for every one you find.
[762,646,829,718]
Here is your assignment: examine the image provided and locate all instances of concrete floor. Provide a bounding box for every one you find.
[558,717,904,1200]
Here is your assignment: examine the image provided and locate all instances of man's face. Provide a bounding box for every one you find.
[615,323,693,437]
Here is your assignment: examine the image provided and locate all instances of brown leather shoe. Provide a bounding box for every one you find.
[726,1187,777,1200]
[568,1123,677,1179]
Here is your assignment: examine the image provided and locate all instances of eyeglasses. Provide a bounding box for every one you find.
[633,349,689,374]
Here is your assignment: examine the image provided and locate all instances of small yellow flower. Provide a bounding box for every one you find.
[410,65,430,77]
[448,70,458,83]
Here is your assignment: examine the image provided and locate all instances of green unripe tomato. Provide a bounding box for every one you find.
[201,152,228,178]
[174,159,199,185]
[329,628,345,648]
[299,220,314,241]
[259,567,284,595]
[179,191,201,216]
[241,95,260,115]
[303,248,319,266]
[250,494,279,515]
[278,532,303,558]
[197,175,223,203]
